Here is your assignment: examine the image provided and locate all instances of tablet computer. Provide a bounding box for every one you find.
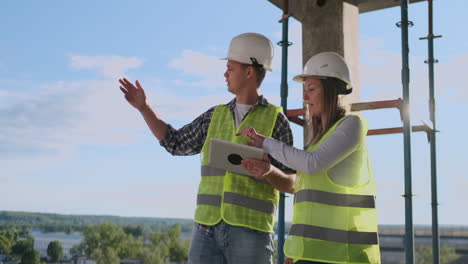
[208,138,264,176]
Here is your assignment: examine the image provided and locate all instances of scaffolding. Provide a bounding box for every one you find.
[274,0,441,263]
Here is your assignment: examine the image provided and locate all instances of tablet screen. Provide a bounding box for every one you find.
[207,138,264,176]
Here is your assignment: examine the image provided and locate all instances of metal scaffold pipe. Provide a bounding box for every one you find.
[277,0,291,263]
[419,0,442,262]
[399,0,415,263]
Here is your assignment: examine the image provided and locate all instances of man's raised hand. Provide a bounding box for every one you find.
[119,78,148,112]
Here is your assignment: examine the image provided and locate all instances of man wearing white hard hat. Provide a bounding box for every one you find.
[119,33,295,264]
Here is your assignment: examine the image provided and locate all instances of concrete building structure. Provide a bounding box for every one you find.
[266,0,424,142]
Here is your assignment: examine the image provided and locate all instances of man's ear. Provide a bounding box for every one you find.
[246,65,255,80]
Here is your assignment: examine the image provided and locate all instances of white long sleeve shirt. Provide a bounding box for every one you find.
[263,115,363,187]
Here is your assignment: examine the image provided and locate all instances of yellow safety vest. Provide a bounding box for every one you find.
[284,114,381,264]
[195,103,281,233]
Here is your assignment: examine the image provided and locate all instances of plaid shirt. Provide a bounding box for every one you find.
[160,96,294,172]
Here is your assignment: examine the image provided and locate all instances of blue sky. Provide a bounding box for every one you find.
[1,0,466,225]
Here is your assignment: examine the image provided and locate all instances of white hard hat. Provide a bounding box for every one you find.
[293,52,353,93]
[222,33,274,72]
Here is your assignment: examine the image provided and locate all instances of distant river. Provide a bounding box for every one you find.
[30,230,83,258]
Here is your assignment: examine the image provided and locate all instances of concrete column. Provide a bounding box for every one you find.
[293,0,361,146]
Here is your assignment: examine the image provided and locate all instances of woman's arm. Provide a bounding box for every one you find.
[263,115,362,174]
[241,156,296,193]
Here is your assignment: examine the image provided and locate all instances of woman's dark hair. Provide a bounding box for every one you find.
[309,77,347,145]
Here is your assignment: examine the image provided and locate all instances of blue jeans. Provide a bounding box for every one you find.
[188,221,274,264]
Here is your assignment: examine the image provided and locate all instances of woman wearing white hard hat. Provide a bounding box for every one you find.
[237,52,381,264]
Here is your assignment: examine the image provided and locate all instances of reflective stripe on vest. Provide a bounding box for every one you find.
[201,165,269,184]
[294,189,376,208]
[201,166,226,176]
[197,194,222,207]
[197,192,276,215]
[289,224,378,245]
[223,192,276,215]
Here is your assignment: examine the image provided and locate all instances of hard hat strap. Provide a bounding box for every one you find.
[341,88,353,95]
[250,57,264,69]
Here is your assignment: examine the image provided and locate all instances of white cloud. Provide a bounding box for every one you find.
[69,54,144,79]
[149,83,231,121]
[359,37,468,127]
[435,53,468,101]
[167,21,304,94]
[0,51,232,158]
[172,78,223,89]
[0,82,83,157]
[168,50,225,88]
[0,65,232,163]
[361,38,468,102]
[0,89,7,95]
[361,38,415,91]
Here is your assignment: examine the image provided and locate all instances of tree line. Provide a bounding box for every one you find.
[0,211,193,234]
[0,222,190,264]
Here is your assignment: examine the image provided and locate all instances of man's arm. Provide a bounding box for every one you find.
[139,104,169,141]
[119,78,168,141]
[119,78,213,156]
